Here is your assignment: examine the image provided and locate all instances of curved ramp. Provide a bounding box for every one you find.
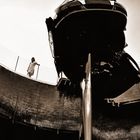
[1,64,140,139]
[0,65,81,131]
[105,82,140,106]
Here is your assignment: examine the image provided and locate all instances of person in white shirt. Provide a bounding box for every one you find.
[27,57,40,77]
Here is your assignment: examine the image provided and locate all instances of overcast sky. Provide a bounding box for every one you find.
[0,0,140,84]
[0,0,64,84]
[0,0,64,64]
[119,0,140,63]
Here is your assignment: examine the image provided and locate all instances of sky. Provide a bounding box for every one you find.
[0,0,64,85]
[0,0,140,85]
[119,0,140,63]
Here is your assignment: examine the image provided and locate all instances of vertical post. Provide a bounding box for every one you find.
[82,53,92,140]
[36,65,40,80]
[15,56,19,71]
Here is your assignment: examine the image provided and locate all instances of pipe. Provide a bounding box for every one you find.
[15,56,19,71]
[82,53,92,140]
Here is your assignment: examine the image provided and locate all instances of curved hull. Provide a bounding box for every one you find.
[0,65,81,131]
[1,64,140,140]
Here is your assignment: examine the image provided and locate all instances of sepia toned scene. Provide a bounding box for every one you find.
[0,0,140,140]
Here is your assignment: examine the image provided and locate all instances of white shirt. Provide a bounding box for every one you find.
[27,61,38,76]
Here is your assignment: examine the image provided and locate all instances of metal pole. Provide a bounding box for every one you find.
[15,56,19,71]
[82,53,92,140]
[36,65,40,80]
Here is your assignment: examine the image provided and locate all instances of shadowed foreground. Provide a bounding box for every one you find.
[0,65,81,131]
[0,64,140,140]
